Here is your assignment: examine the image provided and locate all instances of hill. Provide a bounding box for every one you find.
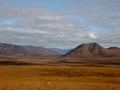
[0,43,59,57]
[64,43,120,58]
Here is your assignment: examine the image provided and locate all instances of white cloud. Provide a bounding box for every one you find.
[88,32,97,39]
[37,16,64,21]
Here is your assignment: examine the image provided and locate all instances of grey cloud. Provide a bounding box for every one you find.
[0,0,120,48]
[0,7,49,18]
[1,23,119,49]
[52,6,107,15]
[0,23,91,49]
[100,13,120,20]
[0,13,120,48]
[86,13,120,31]
[0,3,110,19]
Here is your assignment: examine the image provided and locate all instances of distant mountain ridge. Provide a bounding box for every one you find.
[64,43,120,58]
[49,48,72,55]
[0,43,59,57]
[0,42,119,58]
[108,47,120,50]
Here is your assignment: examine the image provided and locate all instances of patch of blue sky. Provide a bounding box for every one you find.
[1,18,19,25]
[114,19,120,23]
[87,25,107,32]
[76,15,87,23]
[2,20,12,25]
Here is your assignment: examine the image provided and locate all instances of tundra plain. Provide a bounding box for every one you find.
[0,58,120,90]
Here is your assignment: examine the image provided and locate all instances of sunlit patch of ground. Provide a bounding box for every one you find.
[0,65,120,90]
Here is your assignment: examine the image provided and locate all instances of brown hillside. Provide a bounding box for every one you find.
[0,43,59,57]
[64,43,120,58]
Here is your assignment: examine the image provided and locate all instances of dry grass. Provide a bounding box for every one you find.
[0,65,120,90]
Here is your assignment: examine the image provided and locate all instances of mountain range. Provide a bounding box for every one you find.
[0,42,119,59]
[49,48,72,55]
[0,43,59,57]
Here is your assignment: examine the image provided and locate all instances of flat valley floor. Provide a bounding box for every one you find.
[0,64,120,90]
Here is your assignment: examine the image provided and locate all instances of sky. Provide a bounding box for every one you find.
[0,0,120,49]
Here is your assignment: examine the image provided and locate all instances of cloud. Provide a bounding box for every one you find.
[37,16,64,21]
[86,13,120,31]
[0,0,120,48]
[88,32,97,39]
[52,6,107,15]
[0,7,49,18]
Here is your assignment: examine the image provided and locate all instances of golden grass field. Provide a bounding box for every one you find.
[0,65,120,90]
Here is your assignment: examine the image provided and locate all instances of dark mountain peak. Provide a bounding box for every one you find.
[73,42,105,53]
[76,42,101,48]
[64,42,107,57]
[82,42,98,45]
[81,42,101,47]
